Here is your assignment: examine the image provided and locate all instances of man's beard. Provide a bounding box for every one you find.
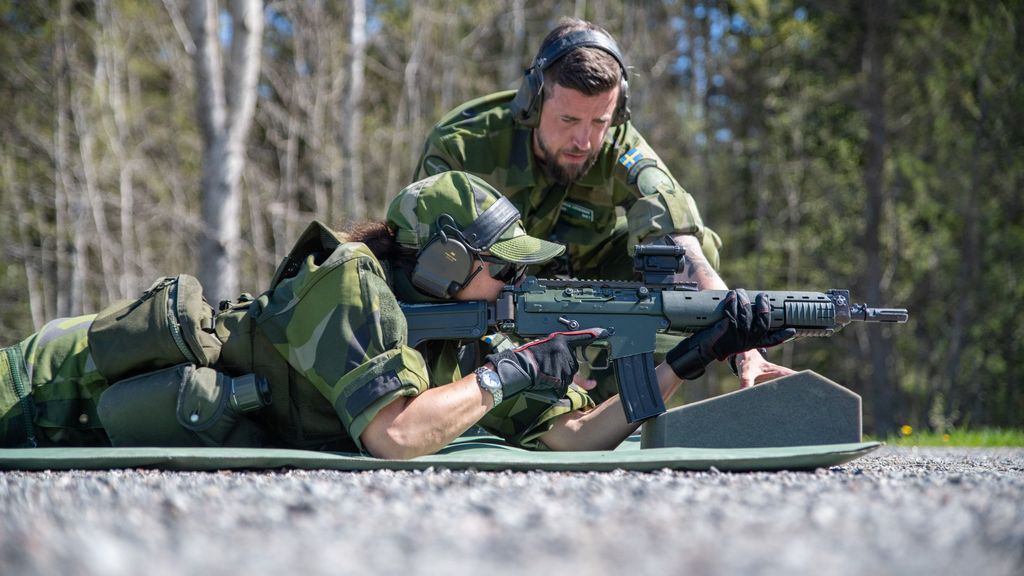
[534,133,599,185]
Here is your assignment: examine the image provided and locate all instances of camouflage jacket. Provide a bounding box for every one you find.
[415,90,721,278]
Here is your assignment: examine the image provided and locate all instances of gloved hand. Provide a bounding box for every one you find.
[666,289,796,380]
[486,328,609,401]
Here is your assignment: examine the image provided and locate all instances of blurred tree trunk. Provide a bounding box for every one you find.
[189,0,263,302]
[961,38,989,423]
[70,57,119,305]
[97,0,140,297]
[503,0,526,86]
[2,147,46,329]
[385,4,424,204]
[861,0,894,435]
[53,0,74,318]
[341,0,367,221]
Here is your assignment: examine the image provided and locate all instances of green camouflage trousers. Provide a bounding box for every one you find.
[0,315,110,447]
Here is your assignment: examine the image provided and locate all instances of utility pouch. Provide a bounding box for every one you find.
[88,275,222,382]
[97,363,269,447]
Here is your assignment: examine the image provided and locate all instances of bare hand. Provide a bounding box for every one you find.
[735,349,796,388]
[572,372,597,391]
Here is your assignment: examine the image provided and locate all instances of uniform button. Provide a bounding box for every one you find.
[79,413,89,425]
[190,412,200,423]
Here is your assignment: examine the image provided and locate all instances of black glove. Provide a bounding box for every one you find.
[486,328,609,401]
[665,289,796,380]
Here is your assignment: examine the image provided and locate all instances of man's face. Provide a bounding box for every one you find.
[532,83,619,184]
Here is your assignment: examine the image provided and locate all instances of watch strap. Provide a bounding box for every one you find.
[474,367,503,406]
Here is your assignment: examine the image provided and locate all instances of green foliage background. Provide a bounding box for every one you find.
[0,0,1021,434]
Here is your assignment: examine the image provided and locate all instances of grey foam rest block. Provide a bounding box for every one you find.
[0,436,880,472]
[642,370,862,449]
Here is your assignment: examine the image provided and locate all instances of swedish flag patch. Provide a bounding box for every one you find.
[618,147,644,170]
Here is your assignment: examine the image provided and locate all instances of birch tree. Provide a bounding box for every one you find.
[188,0,263,302]
[341,0,367,221]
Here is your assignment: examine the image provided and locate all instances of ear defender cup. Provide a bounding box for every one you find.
[412,234,477,298]
[510,28,631,128]
[613,77,630,125]
[510,65,547,128]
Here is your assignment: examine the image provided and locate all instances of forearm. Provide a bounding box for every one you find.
[538,363,684,451]
[672,233,728,290]
[361,372,493,459]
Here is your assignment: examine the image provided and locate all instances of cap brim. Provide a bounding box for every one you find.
[489,235,566,265]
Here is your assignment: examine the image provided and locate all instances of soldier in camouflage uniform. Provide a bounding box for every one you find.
[415,18,795,392]
[1,172,790,458]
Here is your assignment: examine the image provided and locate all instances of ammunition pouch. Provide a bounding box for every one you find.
[97,363,269,447]
[88,275,223,382]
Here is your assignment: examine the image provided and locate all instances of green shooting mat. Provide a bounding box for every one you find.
[0,436,881,472]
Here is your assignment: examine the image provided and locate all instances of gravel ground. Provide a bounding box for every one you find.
[1,446,1022,576]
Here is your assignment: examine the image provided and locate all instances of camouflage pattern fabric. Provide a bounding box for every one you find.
[415,90,723,279]
[0,315,110,447]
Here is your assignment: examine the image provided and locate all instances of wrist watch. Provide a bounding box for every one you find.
[474,367,503,406]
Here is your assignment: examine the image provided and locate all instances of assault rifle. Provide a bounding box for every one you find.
[401,244,909,424]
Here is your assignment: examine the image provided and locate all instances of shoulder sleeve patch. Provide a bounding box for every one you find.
[636,166,675,197]
[617,147,645,170]
[626,158,657,185]
[423,155,451,176]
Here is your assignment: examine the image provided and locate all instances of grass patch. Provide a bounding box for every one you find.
[873,427,1024,447]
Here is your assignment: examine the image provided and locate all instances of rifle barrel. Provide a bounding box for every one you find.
[850,305,909,323]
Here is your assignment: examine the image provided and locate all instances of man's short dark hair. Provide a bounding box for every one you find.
[540,18,622,99]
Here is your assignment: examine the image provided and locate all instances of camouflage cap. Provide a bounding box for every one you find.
[387,171,565,264]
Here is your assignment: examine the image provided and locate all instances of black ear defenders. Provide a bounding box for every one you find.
[411,215,479,299]
[510,28,631,128]
[412,196,521,298]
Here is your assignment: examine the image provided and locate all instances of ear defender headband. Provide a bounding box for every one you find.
[510,28,631,128]
[412,196,521,299]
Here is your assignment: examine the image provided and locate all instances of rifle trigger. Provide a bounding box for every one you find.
[575,345,589,365]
